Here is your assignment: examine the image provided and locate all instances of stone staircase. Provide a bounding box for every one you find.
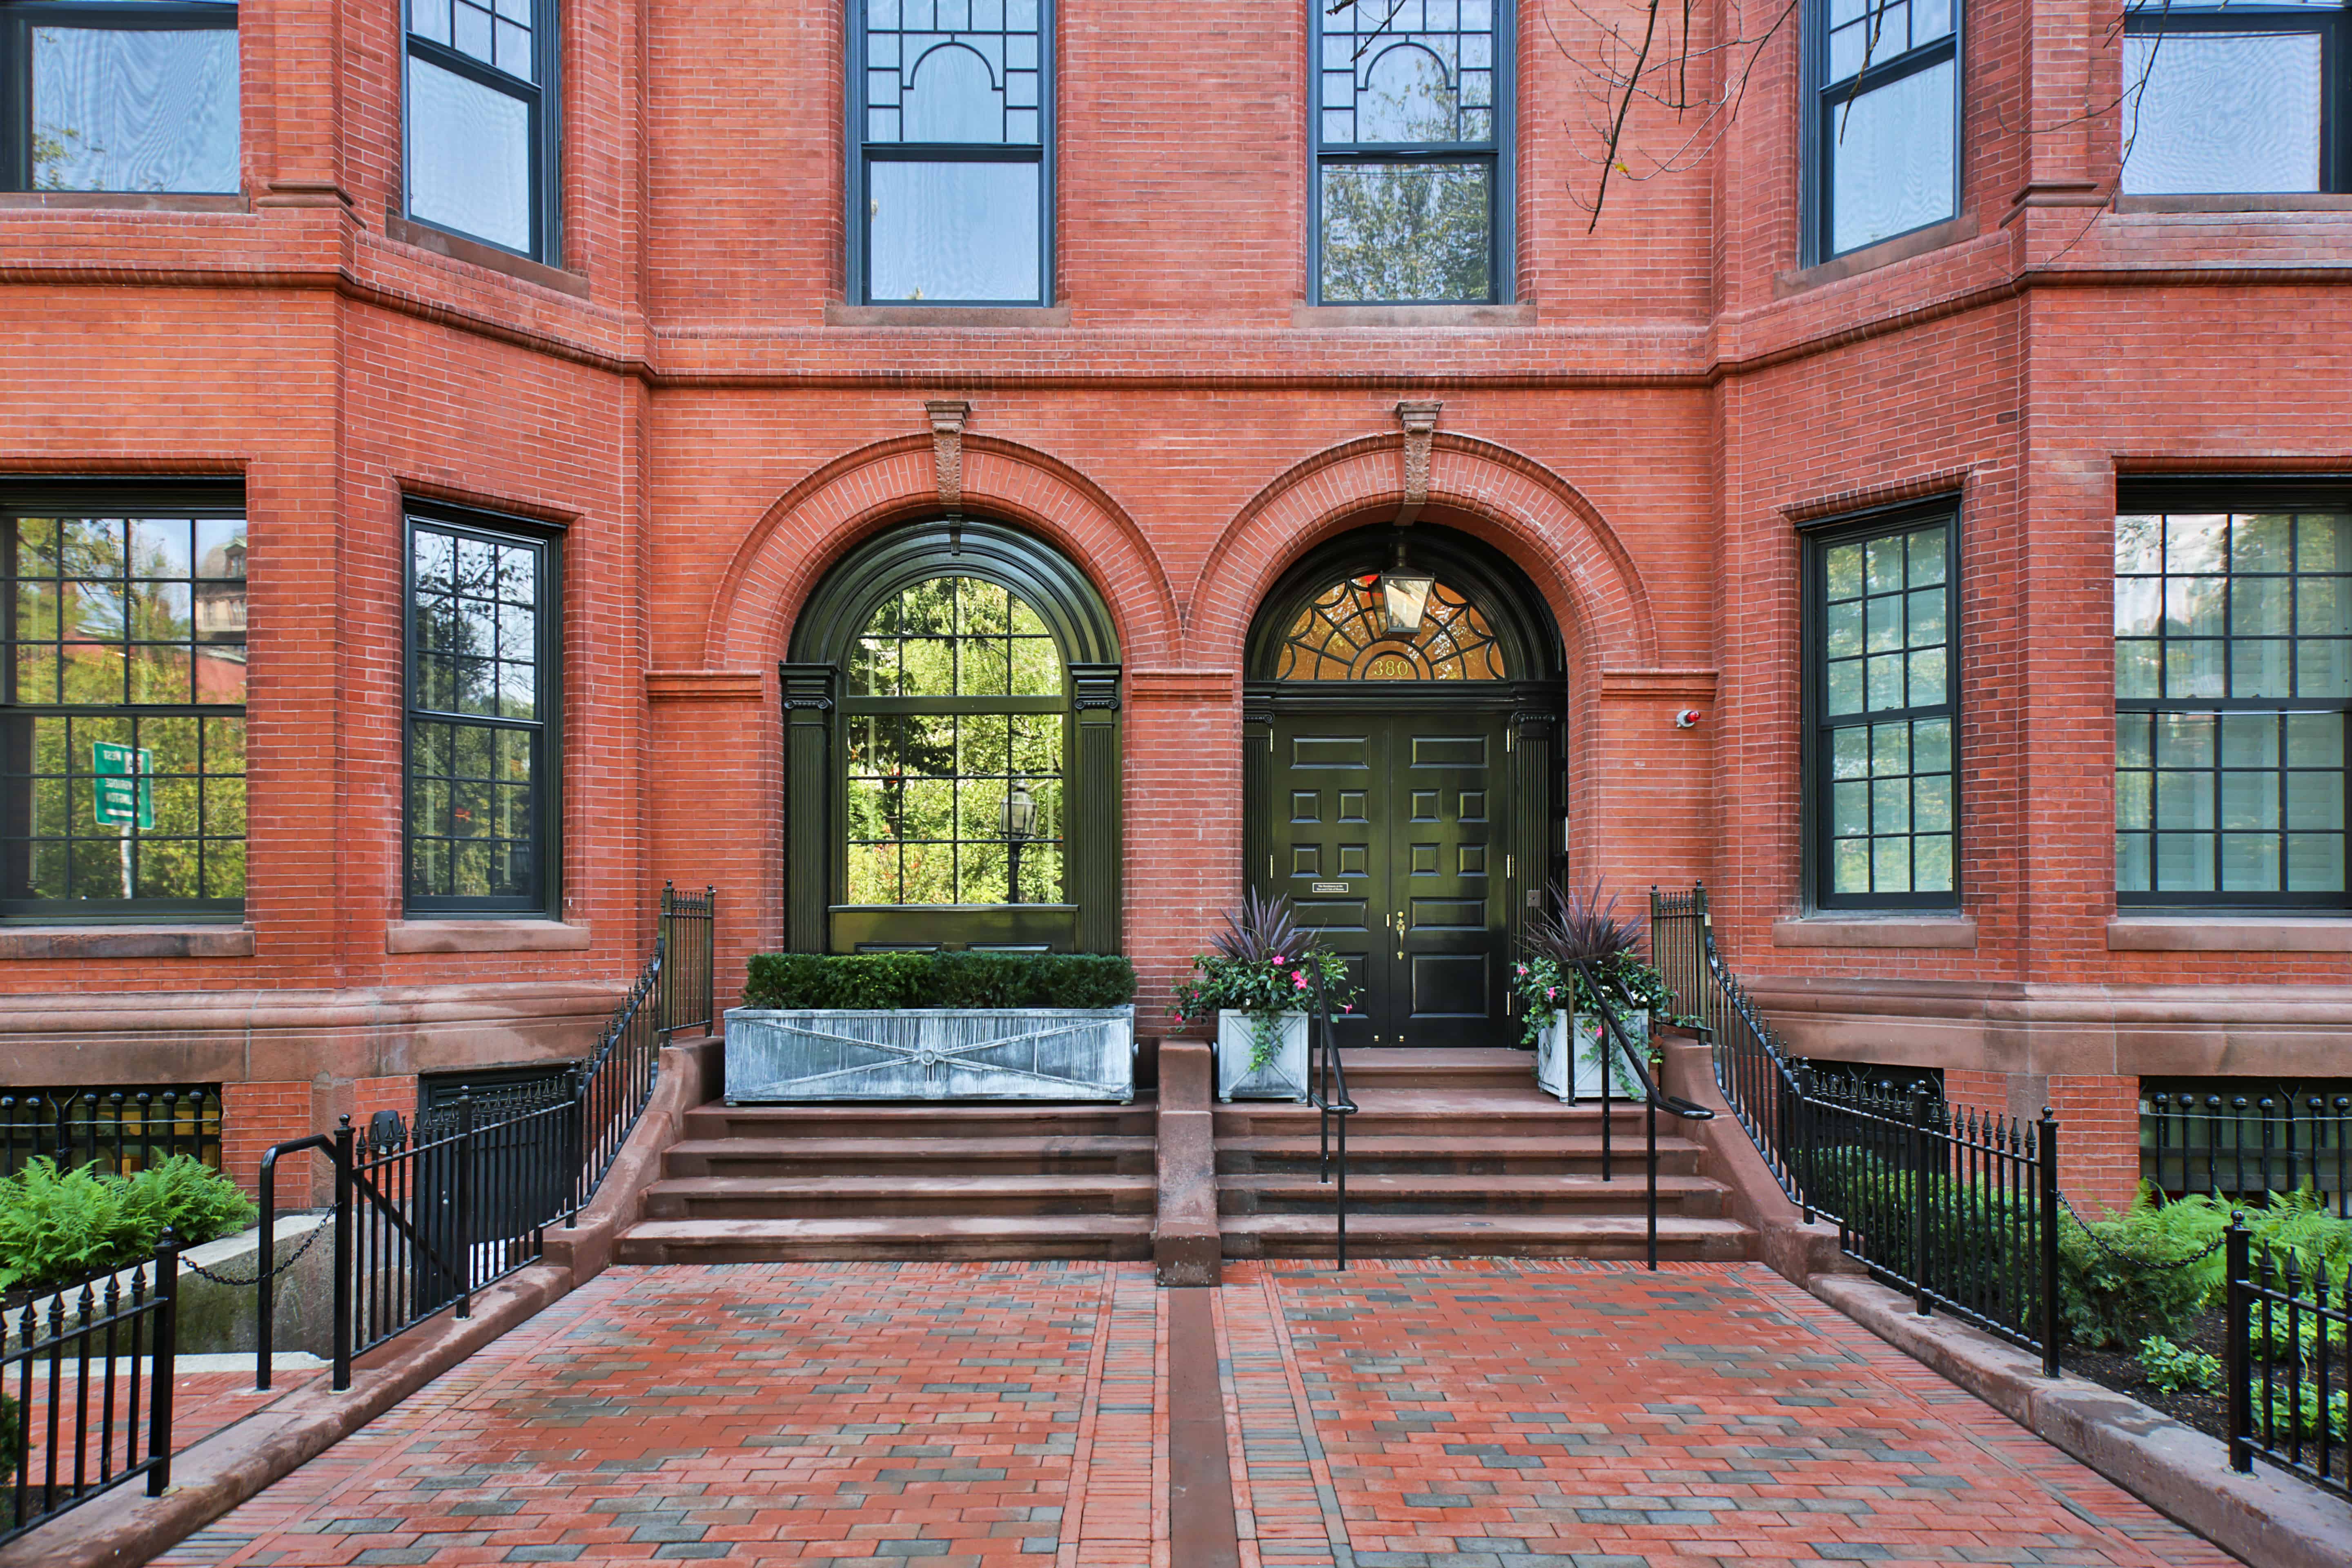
[615,1101,1156,1263]
[1216,1048,1752,1261]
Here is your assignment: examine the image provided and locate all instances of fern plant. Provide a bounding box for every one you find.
[0,1156,257,1295]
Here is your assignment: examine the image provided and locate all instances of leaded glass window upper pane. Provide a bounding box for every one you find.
[1275,577,1506,680]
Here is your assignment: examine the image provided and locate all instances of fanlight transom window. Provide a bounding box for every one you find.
[1276,576,1507,680]
[844,575,1065,906]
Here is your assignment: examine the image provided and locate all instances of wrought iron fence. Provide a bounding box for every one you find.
[2147,1092,2352,1217]
[0,1236,178,1544]
[1649,884,2060,1372]
[1304,962,1355,1268]
[0,1088,222,1178]
[255,883,715,1388]
[1802,1080,2061,1374]
[2226,1218,2350,1501]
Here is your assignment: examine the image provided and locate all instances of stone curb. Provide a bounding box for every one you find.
[1810,1272,2352,1568]
[0,1035,722,1568]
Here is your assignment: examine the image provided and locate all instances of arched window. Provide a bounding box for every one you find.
[1274,575,1508,680]
[781,520,1120,955]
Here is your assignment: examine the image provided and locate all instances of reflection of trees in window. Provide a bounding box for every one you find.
[1276,577,1507,680]
[1,506,247,915]
[1314,0,1502,304]
[405,515,552,911]
[6,0,242,195]
[843,576,1066,905]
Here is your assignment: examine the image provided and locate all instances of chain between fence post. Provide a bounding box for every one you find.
[2225,1216,2253,1473]
[2037,1109,2060,1379]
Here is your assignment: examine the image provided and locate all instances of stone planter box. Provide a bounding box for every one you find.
[724,1005,1135,1102]
[1,1213,336,1359]
[1535,1007,1649,1103]
[1215,1010,1309,1103]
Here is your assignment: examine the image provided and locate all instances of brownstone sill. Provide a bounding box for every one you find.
[2106,916,2352,952]
[824,302,1073,327]
[1773,916,1976,950]
[2115,194,2352,215]
[1290,301,1535,328]
[0,925,253,960]
[1773,213,1979,298]
[0,192,247,214]
[380,212,590,298]
[386,920,591,955]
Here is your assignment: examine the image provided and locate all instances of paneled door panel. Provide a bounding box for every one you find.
[1266,711,1507,1046]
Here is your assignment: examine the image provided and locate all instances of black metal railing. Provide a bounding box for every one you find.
[2148,1093,2352,1217]
[1565,958,1716,1270]
[1648,886,1810,1208]
[0,1236,178,1544]
[1800,1079,2061,1375]
[2227,1217,2350,1500]
[1648,884,2061,1372]
[1304,963,1356,1268]
[254,883,715,1388]
[0,1088,223,1178]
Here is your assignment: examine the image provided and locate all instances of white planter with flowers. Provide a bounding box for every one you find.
[1513,880,1674,1105]
[1176,891,1361,1107]
[1214,1010,1311,1102]
[1534,1003,1649,1103]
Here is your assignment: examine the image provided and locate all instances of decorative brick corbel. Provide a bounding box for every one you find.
[926,399,971,513]
[1395,400,1442,525]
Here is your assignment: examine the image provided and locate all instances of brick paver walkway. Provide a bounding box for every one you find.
[154,1262,2243,1568]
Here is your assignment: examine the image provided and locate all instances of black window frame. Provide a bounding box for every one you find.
[401,0,563,264]
[2114,480,2352,912]
[1801,497,1964,913]
[2120,0,2350,195]
[0,478,249,924]
[0,0,240,194]
[846,0,1055,308]
[1308,0,1513,305]
[401,503,561,919]
[1803,0,1964,264]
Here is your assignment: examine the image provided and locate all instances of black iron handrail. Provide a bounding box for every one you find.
[1566,958,1713,1270]
[572,883,716,1217]
[1650,884,1812,1212]
[1304,962,1356,1268]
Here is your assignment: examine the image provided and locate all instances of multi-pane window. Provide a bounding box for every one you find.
[1,0,238,193]
[1,492,247,919]
[2115,503,2350,904]
[843,576,1065,905]
[1810,512,1958,906]
[404,512,556,913]
[1809,0,1961,259]
[2120,0,2347,195]
[852,0,1049,305]
[1311,0,1507,304]
[404,0,558,259]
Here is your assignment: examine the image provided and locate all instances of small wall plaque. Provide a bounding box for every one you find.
[1309,881,1352,894]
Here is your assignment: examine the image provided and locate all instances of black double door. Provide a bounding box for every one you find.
[1263,708,1510,1048]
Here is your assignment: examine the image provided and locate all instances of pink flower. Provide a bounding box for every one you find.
[1270,954,1285,967]
[1341,1002,1353,1013]
[1546,987,1559,1001]
[1292,970,1308,989]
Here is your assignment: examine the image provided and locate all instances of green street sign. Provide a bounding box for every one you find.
[92,742,154,831]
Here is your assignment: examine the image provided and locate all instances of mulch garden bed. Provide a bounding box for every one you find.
[2066,1309,2234,1443]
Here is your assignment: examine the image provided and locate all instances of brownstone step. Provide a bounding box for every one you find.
[683,1101,1155,1142]
[1326,1047,1537,1091]
[1216,1171,1728,1218]
[1219,1212,1751,1261]
[617,1215,1153,1264]
[1215,1134,1707,1178]
[1215,1095,1668,1139]
[643,1173,1155,1220]
[664,1134,1157,1179]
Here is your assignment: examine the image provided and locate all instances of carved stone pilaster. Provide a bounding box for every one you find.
[925,399,971,512]
[1069,664,1123,713]
[1395,399,1442,525]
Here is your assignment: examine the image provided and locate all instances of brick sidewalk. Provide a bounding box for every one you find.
[152,1262,2241,1568]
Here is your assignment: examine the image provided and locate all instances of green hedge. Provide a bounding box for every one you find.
[742,952,1136,1011]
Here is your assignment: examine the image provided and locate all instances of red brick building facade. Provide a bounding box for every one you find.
[1,0,2346,1212]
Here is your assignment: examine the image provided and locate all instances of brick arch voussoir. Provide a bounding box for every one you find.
[703,434,1179,668]
[1185,433,1658,673]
